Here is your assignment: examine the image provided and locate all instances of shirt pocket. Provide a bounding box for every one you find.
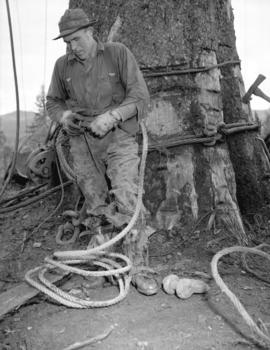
[64,76,77,100]
[107,72,125,104]
[98,72,114,107]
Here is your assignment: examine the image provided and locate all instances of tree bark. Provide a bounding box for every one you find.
[68,0,270,241]
[214,3,270,218]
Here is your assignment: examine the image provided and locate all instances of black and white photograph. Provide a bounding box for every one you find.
[0,1,270,349]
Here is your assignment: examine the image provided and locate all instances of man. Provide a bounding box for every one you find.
[46,8,158,295]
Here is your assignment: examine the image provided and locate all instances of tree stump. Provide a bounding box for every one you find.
[68,0,270,242]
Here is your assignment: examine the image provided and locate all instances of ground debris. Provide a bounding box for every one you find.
[61,325,114,350]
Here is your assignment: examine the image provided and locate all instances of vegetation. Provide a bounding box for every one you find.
[20,85,50,152]
[0,129,12,180]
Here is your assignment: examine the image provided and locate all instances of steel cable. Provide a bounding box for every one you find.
[211,245,270,347]
[0,0,20,201]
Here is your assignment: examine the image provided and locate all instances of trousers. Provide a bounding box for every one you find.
[68,126,150,266]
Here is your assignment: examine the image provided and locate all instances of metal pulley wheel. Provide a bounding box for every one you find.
[26,146,55,182]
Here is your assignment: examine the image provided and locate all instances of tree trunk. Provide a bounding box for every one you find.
[214,5,270,218]
[68,0,270,241]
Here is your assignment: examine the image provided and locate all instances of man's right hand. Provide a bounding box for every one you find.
[60,110,81,136]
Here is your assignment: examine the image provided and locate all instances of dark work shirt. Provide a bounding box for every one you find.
[46,40,149,131]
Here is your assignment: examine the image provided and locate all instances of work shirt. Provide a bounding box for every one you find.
[46,40,150,134]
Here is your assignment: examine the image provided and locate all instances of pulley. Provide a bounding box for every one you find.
[26,146,55,182]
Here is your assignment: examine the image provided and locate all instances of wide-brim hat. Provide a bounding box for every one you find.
[53,8,97,40]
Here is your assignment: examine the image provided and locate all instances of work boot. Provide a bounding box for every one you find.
[123,227,159,296]
[131,268,159,296]
[81,219,115,251]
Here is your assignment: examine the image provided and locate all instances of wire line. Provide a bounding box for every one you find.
[0,0,20,200]
[43,0,48,90]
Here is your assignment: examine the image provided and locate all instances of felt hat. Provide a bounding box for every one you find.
[53,8,96,40]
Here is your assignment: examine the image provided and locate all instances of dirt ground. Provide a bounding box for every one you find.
[0,185,270,350]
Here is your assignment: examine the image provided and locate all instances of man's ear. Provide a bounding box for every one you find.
[86,26,94,36]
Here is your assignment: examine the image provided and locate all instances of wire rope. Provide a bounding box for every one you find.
[0,0,21,201]
[43,0,48,92]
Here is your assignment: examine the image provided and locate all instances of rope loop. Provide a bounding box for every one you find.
[25,121,149,308]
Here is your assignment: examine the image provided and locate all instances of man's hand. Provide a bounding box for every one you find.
[60,110,81,136]
[89,110,122,137]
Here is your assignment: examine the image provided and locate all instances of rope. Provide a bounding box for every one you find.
[25,120,148,308]
[0,0,20,201]
[220,123,259,135]
[25,257,131,308]
[0,121,259,214]
[0,155,69,260]
[21,153,67,248]
[56,130,77,181]
[140,121,259,153]
[0,183,46,207]
[42,0,48,90]
[242,243,270,285]
[142,59,241,78]
[0,181,72,215]
[54,121,148,259]
[45,252,132,277]
[211,245,270,347]
[256,137,270,165]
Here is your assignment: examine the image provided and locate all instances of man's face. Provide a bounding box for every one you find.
[63,28,95,60]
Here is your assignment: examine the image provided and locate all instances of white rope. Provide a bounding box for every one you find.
[25,121,148,308]
[54,121,148,259]
[211,245,270,347]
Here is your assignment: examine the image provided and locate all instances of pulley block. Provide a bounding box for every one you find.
[26,146,55,180]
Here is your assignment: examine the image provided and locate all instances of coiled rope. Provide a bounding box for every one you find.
[25,121,148,308]
[211,245,270,347]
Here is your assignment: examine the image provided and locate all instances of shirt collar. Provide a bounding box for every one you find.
[67,39,104,62]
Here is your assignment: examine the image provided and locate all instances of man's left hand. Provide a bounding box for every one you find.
[89,110,121,137]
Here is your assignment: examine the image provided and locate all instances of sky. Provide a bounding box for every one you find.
[0,0,69,115]
[0,0,270,116]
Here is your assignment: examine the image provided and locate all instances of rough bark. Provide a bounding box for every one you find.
[68,0,269,241]
[214,2,270,218]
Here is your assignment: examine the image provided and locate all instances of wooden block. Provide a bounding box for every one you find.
[0,270,69,319]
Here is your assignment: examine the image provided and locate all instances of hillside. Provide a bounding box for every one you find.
[0,110,36,146]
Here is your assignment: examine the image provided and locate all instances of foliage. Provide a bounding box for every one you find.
[0,130,12,180]
[21,85,50,152]
[0,129,7,147]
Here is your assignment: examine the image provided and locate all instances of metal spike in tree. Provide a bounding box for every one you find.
[68,0,270,243]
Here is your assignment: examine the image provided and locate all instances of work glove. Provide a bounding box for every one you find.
[89,110,122,137]
[60,110,81,136]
